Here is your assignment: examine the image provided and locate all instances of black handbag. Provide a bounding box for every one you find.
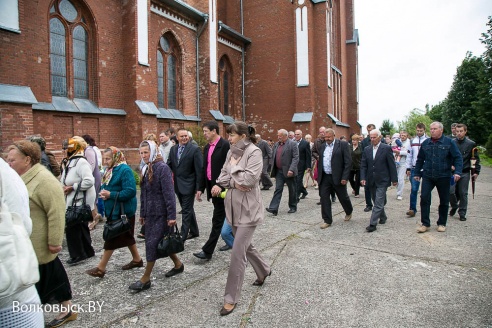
[65,183,93,228]
[157,225,184,258]
[103,193,131,241]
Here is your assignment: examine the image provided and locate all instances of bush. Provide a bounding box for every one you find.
[133,169,140,186]
[485,133,492,157]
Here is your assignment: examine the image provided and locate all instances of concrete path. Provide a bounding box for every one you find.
[58,167,492,327]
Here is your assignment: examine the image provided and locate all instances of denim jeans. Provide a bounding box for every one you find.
[221,219,234,248]
[420,176,451,227]
[409,169,421,212]
[97,197,105,217]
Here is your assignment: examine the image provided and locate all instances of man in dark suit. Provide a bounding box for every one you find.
[294,130,311,200]
[360,129,398,232]
[317,128,353,229]
[168,128,203,241]
[360,123,376,212]
[256,134,273,190]
[266,129,299,215]
[193,121,230,260]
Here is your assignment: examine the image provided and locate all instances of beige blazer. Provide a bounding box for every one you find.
[217,141,264,227]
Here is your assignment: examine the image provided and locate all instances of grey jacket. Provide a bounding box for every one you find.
[270,139,299,177]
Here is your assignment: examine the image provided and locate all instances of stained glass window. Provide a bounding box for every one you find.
[73,26,87,98]
[50,18,67,96]
[157,34,180,109]
[59,0,77,21]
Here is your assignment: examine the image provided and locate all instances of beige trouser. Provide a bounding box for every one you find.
[224,225,270,304]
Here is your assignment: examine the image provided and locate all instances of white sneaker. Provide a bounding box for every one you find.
[396,196,402,201]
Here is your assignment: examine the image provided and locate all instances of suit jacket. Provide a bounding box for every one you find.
[270,139,299,177]
[167,142,203,195]
[360,142,398,187]
[199,137,230,200]
[257,139,272,160]
[296,139,312,172]
[316,139,352,186]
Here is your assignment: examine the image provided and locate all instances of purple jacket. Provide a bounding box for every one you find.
[140,161,176,220]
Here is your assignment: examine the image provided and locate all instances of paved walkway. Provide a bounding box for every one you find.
[59,167,492,327]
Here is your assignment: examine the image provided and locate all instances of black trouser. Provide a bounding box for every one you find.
[296,170,308,197]
[319,173,353,224]
[348,169,361,196]
[202,196,226,255]
[177,192,199,240]
[269,170,297,211]
[66,222,94,259]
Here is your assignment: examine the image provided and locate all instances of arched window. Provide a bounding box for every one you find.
[157,34,180,109]
[49,0,91,99]
[218,56,233,115]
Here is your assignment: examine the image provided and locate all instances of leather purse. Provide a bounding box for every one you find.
[157,225,184,258]
[65,183,93,228]
[103,193,131,241]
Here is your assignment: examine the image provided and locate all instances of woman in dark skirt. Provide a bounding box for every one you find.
[85,147,143,278]
[8,140,77,327]
[129,140,184,291]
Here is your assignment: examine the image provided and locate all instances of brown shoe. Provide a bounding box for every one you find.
[320,222,331,229]
[406,210,415,217]
[85,267,106,278]
[344,214,352,221]
[122,259,144,270]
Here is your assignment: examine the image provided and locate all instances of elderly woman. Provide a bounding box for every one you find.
[214,121,271,316]
[85,147,143,278]
[60,136,96,265]
[7,141,77,327]
[82,134,103,230]
[349,134,362,197]
[129,140,183,291]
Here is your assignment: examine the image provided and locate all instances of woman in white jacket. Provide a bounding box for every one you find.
[60,136,96,265]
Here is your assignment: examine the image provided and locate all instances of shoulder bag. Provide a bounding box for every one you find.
[157,225,184,258]
[65,182,93,227]
[103,193,131,241]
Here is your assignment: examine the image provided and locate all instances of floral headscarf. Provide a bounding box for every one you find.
[66,136,87,160]
[140,140,162,184]
[101,146,127,185]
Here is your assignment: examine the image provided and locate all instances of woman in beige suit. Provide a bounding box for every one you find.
[214,121,271,316]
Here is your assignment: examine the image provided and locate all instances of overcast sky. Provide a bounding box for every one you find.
[354,0,492,132]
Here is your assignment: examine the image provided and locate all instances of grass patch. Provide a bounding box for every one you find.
[480,154,492,167]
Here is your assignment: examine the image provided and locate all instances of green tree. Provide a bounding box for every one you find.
[380,119,395,137]
[398,108,432,137]
[426,101,445,123]
[441,53,490,143]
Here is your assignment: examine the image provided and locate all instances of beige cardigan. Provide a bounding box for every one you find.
[22,164,66,264]
[217,141,264,227]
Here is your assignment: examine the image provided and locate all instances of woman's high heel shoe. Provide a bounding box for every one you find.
[252,270,272,286]
[220,303,236,316]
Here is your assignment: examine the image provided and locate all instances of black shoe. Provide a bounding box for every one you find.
[219,245,232,251]
[300,192,308,199]
[260,187,270,190]
[178,210,182,214]
[449,208,457,216]
[379,217,387,224]
[129,280,151,291]
[165,263,184,277]
[67,256,88,266]
[316,202,321,205]
[46,311,78,327]
[193,251,212,260]
[364,206,373,212]
[186,234,199,240]
[459,217,467,221]
[366,225,377,232]
[288,208,297,214]
[220,303,236,316]
[265,208,278,216]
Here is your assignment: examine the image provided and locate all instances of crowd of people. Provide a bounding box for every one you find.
[0,120,480,326]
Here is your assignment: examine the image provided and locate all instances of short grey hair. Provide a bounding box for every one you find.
[370,129,382,137]
[278,129,288,136]
[431,122,444,130]
[325,128,335,135]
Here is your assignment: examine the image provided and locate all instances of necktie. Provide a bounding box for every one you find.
[177,146,184,163]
